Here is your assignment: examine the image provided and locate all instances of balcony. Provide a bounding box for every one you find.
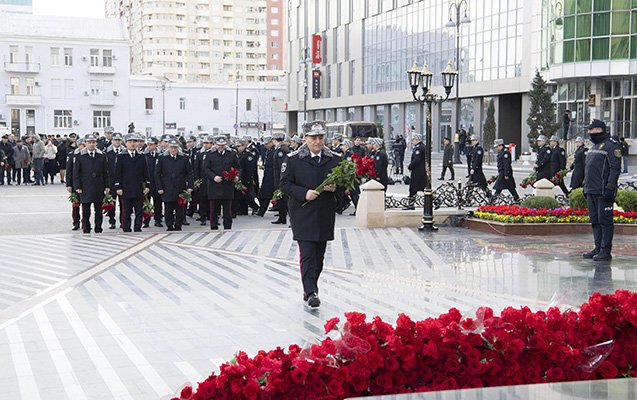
[6,94,41,106]
[4,62,40,73]
[90,96,115,106]
[88,65,116,74]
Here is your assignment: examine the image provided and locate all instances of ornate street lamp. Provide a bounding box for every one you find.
[407,60,457,231]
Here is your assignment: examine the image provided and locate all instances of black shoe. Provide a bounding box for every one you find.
[305,293,320,309]
[211,225,219,230]
[123,229,132,233]
[449,178,455,181]
[182,221,190,226]
[82,230,90,234]
[223,226,231,230]
[593,251,612,261]
[72,225,80,231]
[94,228,103,233]
[255,213,264,217]
[583,249,600,259]
[134,228,142,232]
[271,220,286,224]
[437,177,444,180]
[154,222,163,227]
[109,223,116,230]
[143,222,150,228]
[200,220,207,226]
[349,212,357,216]
[166,226,175,231]
[175,227,182,231]
[465,175,470,178]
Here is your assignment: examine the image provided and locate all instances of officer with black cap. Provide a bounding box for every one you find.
[114,133,150,232]
[492,139,520,202]
[237,138,259,215]
[582,119,622,261]
[156,139,193,231]
[534,134,552,180]
[194,136,214,225]
[143,136,164,228]
[202,135,239,230]
[549,135,569,195]
[105,132,126,229]
[403,133,426,210]
[98,127,114,151]
[256,135,275,216]
[272,132,290,224]
[65,138,84,230]
[469,135,488,191]
[73,134,109,234]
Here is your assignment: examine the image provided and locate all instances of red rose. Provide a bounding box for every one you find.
[291,368,307,384]
[324,317,340,334]
[327,379,345,396]
[179,386,193,399]
[596,361,619,379]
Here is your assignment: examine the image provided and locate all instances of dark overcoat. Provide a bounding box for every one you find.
[194,148,212,193]
[550,145,567,176]
[535,145,552,180]
[239,149,258,194]
[155,153,193,202]
[72,148,109,204]
[470,145,487,188]
[258,148,276,198]
[144,150,161,195]
[203,150,239,200]
[442,143,454,166]
[272,144,290,190]
[114,151,150,199]
[570,145,587,189]
[408,142,426,192]
[106,145,126,191]
[372,149,389,188]
[494,148,516,191]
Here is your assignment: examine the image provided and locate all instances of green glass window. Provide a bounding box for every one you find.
[612,12,630,34]
[564,16,576,39]
[594,0,611,11]
[632,11,637,33]
[612,0,630,9]
[552,41,564,63]
[594,12,611,35]
[578,0,593,12]
[564,40,576,62]
[576,38,591,60]
[565,0,576,14]
[633,0,637,7]
[631,35,637,57]
[611,36,629,58]
[577,14,592,37]
[593,37,610,59]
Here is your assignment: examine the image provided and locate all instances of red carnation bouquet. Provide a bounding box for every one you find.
[222,168,239,182]
[68,193,80,208]
[520,171,537,189]
[550,168,569,185]
[143,197,154,219]
[101,193,115,214]
[271,189,283,206]
[177,191,191,207]
[350,153,376,179]
[487,175,498,185]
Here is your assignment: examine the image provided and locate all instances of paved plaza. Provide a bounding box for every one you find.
[0,184,636,399]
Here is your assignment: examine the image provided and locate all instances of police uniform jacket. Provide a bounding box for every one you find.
[239,149,258,192]
[65,148,80,186]
[97,138,111,152]
[106,145,126,191]
[144,149,162,195]
[570,145,587,189]
[273,144,290,190]
[194,148,212,193]
[408,142,427,192]
[535,144,552,180]
[259,148,276,198]
[280,144,342,242]
[550,145,567,176]
[442,143,453,166]
[494,148,516,191]
[583,136,622,197]
[114,151,150,199]
[72,148,109,204]
[246,143,260,190]
[202,149,239,200]
[470,144,488,188]
[372,149,389,188]
[155,152,194,202]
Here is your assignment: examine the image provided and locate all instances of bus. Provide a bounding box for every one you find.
[325,121,378,141]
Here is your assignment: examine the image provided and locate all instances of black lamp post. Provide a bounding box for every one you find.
[407,60,457,231]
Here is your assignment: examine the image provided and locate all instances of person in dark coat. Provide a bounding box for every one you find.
[535,135,552,181]
[143,137,164,228]
[56,139,68,184]
[256,136,275,217]
[458,128,467,156]
[73,135,109,234]
[280,125,341,309]
[370,138,388,189]
[202,136,240,230]
[184,136,199,217]
[155,139,194,231]
[97,127,113,151]
[391,135,406,174]
[105,133,126,229]
[549,135,569,195]
[469,135,488,191]
[237,138,259,215]
[464,136,474,177]
[114,133,151,232]
[65,138,84,230]
[492,139,519,201]
[271,134,290,224]
[245,137,261,193]
[194,136,214,225]
[0,134,14,185]
[620,137,629,174]
[569,136,587,189]
[403,133,426,210]
[439,136,455,181]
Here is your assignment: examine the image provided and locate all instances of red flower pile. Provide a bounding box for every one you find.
[171,290,637,400]
[477,204,637,219]
[222,168,239,182]
[101,194,115,214]
[351,154,376,180]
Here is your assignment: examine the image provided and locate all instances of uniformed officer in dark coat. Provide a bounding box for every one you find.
[469,135,488,190]
[114,133,150,232]
[202,135,240,230]
[256,136,275,217]
[569,136,587,189]
[105,133,126,229]
[194,136,214,225]
[370,138,389,189]
[403,133,426,210]
[582,119,622,261]
[143,137,163,228]
[492,139,520,201]
[272,133,290,224]
[97,127,114,151]
[244,136,261,193]
[391,135,406,174]
[464,137,474,177]
[280,124,341,309]
[237,138,259,215]
[184,135,199,218]
[549,135,569,195]
[439,136,455,181]
[155,139,194,231]
[534,135,552,180]
[73,134,109,234]
[65,138,84,230]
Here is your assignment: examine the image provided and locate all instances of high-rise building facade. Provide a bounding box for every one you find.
[106,0,285,84]
[0,0,32,14]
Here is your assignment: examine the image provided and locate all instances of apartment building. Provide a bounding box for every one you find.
[0,0,32,14]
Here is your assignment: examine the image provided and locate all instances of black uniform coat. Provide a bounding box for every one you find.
[494,148,516,191]
[583,136,622,197]
[570,145,587,189]
[65,148,80,186]
[273,144,290,190]
[202,150,240,200]
[246,143,261,191]
[155,152,194,202]
[259,148,276,198]
[408,142,427,192]
[280,144,342,242]
[144,149,161,195]
[194,148,212,193]
[239,149,258,194]
[550,145,567,176]
[442,143,454,166]
[73,148,109,204]
[114,151,150,199]
[97,138,111,152]
[535,145,552,180]
[106,145,126,191]
[372,149,389,188]
[470,145,487,188]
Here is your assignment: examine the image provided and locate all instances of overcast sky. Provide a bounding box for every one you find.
[33,0,105,18]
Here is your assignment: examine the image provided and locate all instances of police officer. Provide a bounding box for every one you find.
[469,135,488,191]
[439,136,454,181]
[403,133,426,210]
[105,133,126,229]
[97,127,114,151]
[391,135,406,175]
[280,124,341,309]
[492,139,520,202]
[65,138,84,230]
[73,134,109,234]
[549,135,569,195]
[203,135,239,230]
[114,133,150,232]
[156,139,193,231]
[534,135,552,180]
[464,135,474,177]
[569,136,587,190]
[272,133,290,224]
[143,137,164,228]
[370,138,389,189]
[194,136,214,225]
[582,119,622,261]
[237,138,259,215]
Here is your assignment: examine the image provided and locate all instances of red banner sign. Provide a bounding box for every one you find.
[311,34,322,64]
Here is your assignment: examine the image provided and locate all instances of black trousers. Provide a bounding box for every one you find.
[108,194,122,225]
[276,195,288,222]
[164,201,185,229]
[298,240,328,296]
[441,165,455,179]
[393,153,404,174]
[72,204,80,227]
[210,199,232,228]
[13,167,27,184]
[199,193,210,220]
[143,194,163,224]
[494,187,520,201]
[81,202,103,233]
[587,194,615,253]
[121,197,143,231]
[257,197,271,216]
[186,188,199,217]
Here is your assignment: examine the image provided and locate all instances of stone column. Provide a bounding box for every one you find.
[355,179,386,228]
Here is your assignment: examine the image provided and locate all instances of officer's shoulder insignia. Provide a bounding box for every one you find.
[561,151,565,156]
[610,137,618,143]
[614,148,622,158]
[281,162,287,173]
[415,150,420,155]
[547,149,551,154]
[248,156,253,161]
[504,153,509,158]
[375,156,380,160]
[278,151,283,157]
[477,150,482,155]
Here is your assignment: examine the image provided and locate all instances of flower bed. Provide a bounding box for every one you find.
[171,290,637,400]
[474,205,637,224]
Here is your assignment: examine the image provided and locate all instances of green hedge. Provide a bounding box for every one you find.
[617,190,637,212]
[568,188,587,210]
[520,196,561,209]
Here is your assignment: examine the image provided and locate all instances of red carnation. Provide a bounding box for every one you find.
[324,317,340,334]
[179,386,193,399]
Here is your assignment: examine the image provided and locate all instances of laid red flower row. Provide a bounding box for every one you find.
[172,290,637,400]
[477,204,637,219]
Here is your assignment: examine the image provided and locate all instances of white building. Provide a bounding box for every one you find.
[129,76,286,138]
[0,12,130,137]
[0,0,32,14]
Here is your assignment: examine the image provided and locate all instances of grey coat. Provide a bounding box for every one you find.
[12,145,31,168]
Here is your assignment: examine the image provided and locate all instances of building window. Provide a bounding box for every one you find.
[271,29,279,37]
[213,98,219,110]
[271,41,279,48]
[64,48,73,66]
[93,110,111,129]
[64,79,74,99]
[9,45,18,63]
[90,49,99,66]
[90,80,100,96]
[51,47,60,66]
[179,97,186,110]
[54,110,72,128]
[10,77,19,95]
[25,78,35,95]
[246,99,252,111]
[103,49,113,67]
[145,97,153,110]
[51,79,62,98]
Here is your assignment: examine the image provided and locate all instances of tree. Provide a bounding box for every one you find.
[526,70,559,151]
[483,99,496,148]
